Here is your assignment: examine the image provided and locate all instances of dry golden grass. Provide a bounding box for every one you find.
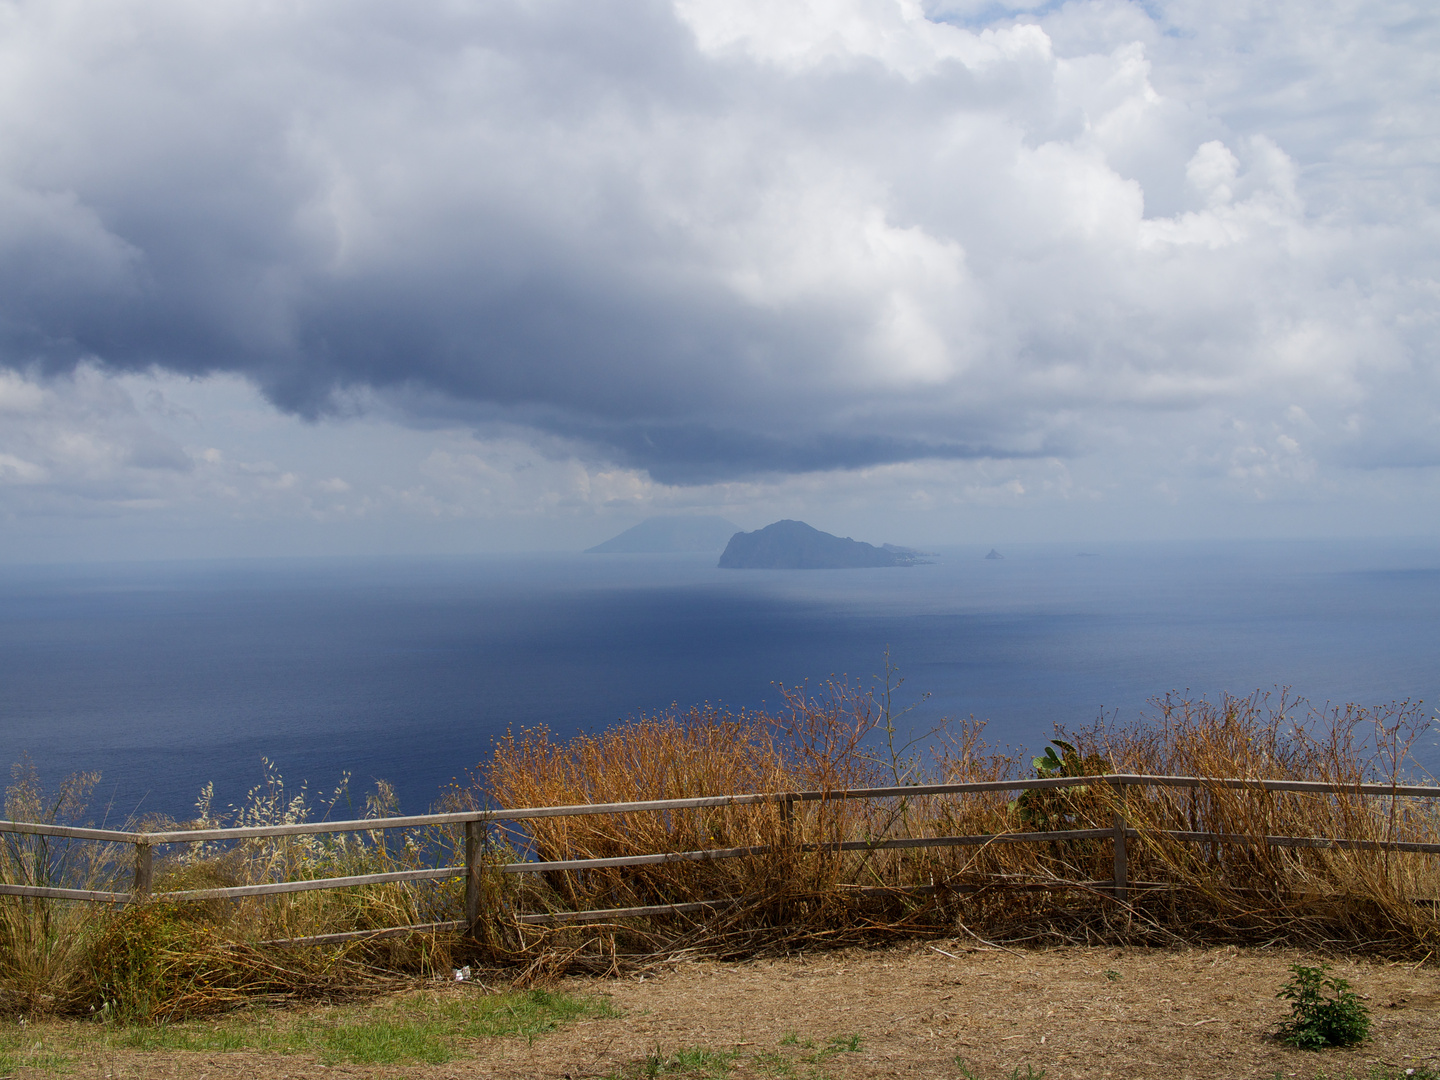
[1074,693,1440,951]
[475,683,1440,971]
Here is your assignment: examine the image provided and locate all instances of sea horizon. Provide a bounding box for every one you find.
[3,535,1438,825]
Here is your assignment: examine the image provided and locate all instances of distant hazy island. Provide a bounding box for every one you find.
[718,519,927,570]
[586,515,741,554]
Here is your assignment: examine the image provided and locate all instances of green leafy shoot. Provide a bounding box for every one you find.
[1275,964,1371,1049]
[1007,740,1110,829]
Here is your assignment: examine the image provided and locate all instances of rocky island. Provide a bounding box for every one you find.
[718,520,926,569]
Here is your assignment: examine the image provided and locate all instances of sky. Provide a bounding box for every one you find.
[0,0,1436,560]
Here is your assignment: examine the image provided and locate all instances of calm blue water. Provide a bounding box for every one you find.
[1,539,1438,822]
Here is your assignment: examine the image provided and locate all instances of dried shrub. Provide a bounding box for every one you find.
[477,684,1440,969]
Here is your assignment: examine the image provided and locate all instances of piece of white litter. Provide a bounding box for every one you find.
[454,966,471,981]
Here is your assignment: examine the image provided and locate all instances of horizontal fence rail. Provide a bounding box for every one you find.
[6,773,1438,846]
[3,774,1439,937]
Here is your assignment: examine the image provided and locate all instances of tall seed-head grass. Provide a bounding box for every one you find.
[4,759,466,1019]
[158,762,461,965]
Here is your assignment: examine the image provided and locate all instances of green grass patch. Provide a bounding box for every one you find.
[750,1049,796,1077]
[0,1027,72,1074]
[609,1031,867,1080]
[102,987,616,1065]
[634,1045,740,1078]
[317,1019,452,1065]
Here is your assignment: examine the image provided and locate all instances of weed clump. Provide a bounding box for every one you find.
[89,903,223,1021]
[1274,963,1371,1049]
[84,902,361,1022]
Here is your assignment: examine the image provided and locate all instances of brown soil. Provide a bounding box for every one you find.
[11,943,1440,1079]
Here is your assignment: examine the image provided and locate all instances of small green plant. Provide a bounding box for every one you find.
[1103,969,1121,981]
[1275,964,1371,1049]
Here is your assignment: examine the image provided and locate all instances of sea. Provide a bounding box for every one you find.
[1,538,1438,824]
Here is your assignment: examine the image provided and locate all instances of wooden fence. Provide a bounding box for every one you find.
[4,773,1439,945]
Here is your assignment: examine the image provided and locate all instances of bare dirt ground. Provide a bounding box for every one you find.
[14,943,1440,1079]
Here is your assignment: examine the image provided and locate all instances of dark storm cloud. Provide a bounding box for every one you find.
[550,421,1038,485]
[1,0,1436,480]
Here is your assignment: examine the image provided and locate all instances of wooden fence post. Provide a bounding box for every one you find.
[464,819,481,933]
[781,794,795,846]
[132,843,153,900]
[1111,808,1128,903]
